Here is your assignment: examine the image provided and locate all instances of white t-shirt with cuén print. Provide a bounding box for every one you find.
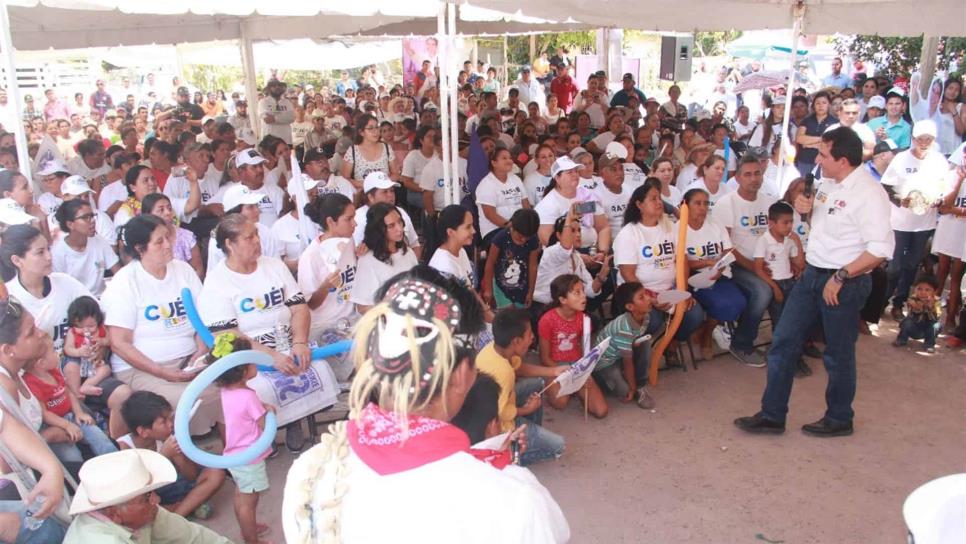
[5,273,92,354]
[298,237,357,333]
[475,172,529,238]
[712,191,776,259]
[350,249,419,307]
[685,220,734,278]
[198,256,305,349]
[613,222,676,291]
[100,260,202,373]
[753,231,799,281]
[50,235,119,297]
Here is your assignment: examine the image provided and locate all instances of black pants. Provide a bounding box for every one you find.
[860,265,889,324]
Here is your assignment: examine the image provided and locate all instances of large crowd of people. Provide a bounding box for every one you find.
[0,52,964,543]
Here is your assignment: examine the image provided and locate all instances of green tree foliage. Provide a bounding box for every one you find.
[693,31,743,57]
[833,35,966,76]
[506,31,596,66]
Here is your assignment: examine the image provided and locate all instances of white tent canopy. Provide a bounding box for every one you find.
[5,1,590,50]
[6,0,964,51]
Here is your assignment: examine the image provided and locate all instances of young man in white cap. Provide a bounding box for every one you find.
[63,449,230,543]
[880,119,951,321]
[867,89,911,149]
[352,171,421,257]
[213,148,284,228]
[36,159,72,217]
[59,175,117,244]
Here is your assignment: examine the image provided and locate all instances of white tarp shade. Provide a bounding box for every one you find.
[463,0,966,36]
[5,1,590,51]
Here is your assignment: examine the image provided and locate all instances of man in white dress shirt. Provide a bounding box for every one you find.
[735,127,894,437]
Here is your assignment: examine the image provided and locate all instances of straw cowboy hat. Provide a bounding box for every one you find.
[69,449,177,515]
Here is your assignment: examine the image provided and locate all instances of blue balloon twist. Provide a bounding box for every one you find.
[174,349,277,469]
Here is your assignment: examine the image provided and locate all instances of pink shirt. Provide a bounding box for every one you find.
[221,386,270,463]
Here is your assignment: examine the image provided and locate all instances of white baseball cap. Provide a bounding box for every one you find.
[603,141,629,160]
[60,175,94,196]
[912,119,937,139]
[288,173,321,197]
[568,146,588,158]
[550,156,582,178]
[0,198,33,225]
[237,128,257,147]
[36,160,70,177]
[363,171,398,193]
[868,95,886,110]
[236,148,267,167]
[222,184,265,212]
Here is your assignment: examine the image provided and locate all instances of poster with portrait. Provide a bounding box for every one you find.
[403,37,440,87]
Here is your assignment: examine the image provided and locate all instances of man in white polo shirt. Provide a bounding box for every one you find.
[713,155,777,367]
[880,119,950,321]
[736,127,894,437]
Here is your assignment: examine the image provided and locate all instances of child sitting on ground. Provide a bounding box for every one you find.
[592,281,654,409]
[118,391,225,520]
[62,296,112,398]
[894,274,941,353]
[754,201,809,376]
[475,307,566,466]
[481,208,540,309]
[211,333,275,544]
[538,274,608,418]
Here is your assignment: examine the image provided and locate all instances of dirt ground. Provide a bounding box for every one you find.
[199,317,966,543]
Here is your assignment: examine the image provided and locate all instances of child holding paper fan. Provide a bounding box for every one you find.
[538,274,608,418]
[210,333,276,544]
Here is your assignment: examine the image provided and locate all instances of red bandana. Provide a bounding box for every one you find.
[347,403,471,476]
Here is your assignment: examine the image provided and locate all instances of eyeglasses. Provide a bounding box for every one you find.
[72,213,96,222]
[364,125,379,131]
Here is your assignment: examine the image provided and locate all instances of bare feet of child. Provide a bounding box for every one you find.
[79,383,103,397]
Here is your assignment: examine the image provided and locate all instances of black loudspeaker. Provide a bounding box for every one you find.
[660,35,693,82]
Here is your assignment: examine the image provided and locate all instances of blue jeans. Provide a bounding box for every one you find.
[646,304,705,342]
[887,230,933,307]
[0,500,66,544]
[693,276,747,322]
[730,266,773,353]
[761,265,871,424]
[46,413,118,464]
[897,318,938,348]
[514,378,565,466]
[767,278,797,327]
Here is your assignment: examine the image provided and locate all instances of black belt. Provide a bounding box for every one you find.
[808,264,839,274]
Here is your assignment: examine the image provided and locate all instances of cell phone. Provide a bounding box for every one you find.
[576,201,596,215]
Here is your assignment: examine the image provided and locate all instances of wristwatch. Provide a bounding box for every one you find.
[833,268,850,283]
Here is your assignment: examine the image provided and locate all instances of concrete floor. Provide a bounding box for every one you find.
[199,318,966,543]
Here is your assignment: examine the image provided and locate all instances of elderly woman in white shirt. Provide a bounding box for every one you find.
[99,215,221,436]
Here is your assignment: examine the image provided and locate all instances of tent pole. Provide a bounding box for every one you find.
[0,4,33,188]
[448,0,460,207]
[239,22,260,141]
[502,35,508,87]
[437,1,452,207]
[776,3,804,175]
